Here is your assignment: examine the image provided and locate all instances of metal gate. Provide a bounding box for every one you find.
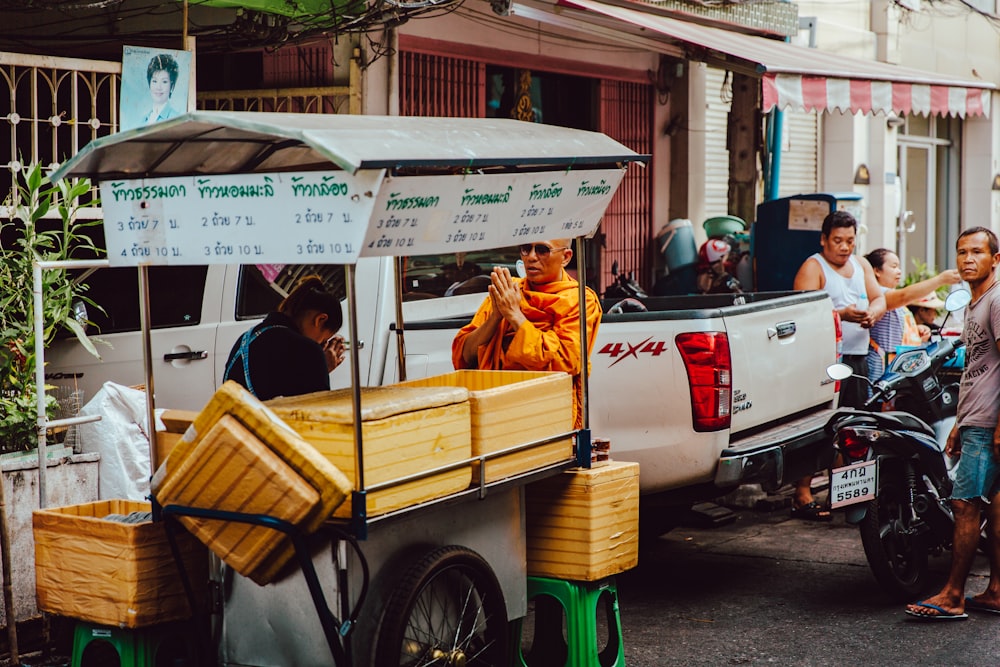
[598,79,653,291]
[399,51,485,118]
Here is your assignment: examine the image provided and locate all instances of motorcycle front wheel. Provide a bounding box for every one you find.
[859,481,929,601]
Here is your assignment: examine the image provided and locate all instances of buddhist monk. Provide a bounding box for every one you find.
[452,239,602,428]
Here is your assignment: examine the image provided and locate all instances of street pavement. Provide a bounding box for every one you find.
[619,500,1000,667]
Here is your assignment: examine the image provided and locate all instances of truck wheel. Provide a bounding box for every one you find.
[859,482,929,601]
[374,545,509,667]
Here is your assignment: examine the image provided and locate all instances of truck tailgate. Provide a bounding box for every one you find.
[723,291,836,434]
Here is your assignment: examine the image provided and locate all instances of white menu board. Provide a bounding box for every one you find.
[360,169,626,257]
[99,170,385,266]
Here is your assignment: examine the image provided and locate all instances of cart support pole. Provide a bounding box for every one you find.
[139,266,157,468]
[32,262,49,508]
[574,236,592,468]
[344,265,367,538]
[393,256,407,382]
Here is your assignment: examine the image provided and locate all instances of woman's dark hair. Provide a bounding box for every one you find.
[146,53,179,90]
[864,248,894,271]
[278,275,343,333]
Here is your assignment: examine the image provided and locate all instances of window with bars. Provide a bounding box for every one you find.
[0,52,120,215]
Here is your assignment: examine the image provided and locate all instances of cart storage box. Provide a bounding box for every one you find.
[151,381,353,585]
[33,499,207,628]
[399,371,574,483]
[153,414,321,585]
[525,461,639,581]
[267,385,472,518]
[156,409,197,464]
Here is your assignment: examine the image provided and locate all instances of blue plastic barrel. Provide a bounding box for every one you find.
[656,219,699,272]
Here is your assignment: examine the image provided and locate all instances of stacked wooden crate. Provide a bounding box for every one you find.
[525,461,640,581]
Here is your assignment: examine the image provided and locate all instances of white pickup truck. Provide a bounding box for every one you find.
[47,252,839,528]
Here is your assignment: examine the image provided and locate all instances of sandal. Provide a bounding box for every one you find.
[790,500,832,522]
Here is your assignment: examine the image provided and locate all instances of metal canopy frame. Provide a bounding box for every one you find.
[51,110,645,534]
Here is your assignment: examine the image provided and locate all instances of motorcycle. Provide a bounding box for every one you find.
[604,260,648,314]
[824,288,973,600]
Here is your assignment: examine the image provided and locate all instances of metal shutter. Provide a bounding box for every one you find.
[704,68,732,220]
[777,111,819,197]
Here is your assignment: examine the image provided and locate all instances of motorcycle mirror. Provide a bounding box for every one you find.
[944,288,971,312]
[826,363,854,381]
[611,259,619,277]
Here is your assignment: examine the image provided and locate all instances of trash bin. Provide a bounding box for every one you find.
[753,193,863,292]
[652,219,698,295]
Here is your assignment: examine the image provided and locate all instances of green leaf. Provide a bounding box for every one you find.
[63,318,100,359]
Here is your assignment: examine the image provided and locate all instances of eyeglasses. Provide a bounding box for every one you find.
[519,243,568,257]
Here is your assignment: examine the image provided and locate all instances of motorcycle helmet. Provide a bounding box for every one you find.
[700,238,731,264]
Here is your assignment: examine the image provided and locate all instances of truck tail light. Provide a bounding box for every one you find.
[676,332,731,432]
[833,309,843,394]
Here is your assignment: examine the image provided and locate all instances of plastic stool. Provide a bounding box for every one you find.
[71,620,197,667]
[514,576,626,667]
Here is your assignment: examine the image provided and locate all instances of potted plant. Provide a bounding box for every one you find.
[0,163,102,454]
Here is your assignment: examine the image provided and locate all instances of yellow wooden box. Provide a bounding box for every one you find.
[525,461,639,581]
[153,381,352,537]
[399,371,574,483]
[154,414,321,585]
[33,499,208,628]
[266,385,472,518]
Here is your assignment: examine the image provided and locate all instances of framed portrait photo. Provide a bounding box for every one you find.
[120,45,193,132]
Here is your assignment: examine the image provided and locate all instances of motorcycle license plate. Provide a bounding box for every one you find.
[830,461,877,509]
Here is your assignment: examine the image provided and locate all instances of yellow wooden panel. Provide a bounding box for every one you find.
[400,371,573,482]
[153,381,352,538]
[525,461,640,581]
[154,415,320,584]
[33,500,207,628]
[270,394,472,518]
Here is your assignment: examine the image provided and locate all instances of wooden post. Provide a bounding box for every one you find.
[727,73,762,226]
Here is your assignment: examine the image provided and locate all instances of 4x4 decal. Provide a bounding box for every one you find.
[597,337,668,367]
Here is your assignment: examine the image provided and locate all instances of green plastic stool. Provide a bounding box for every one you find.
[513,575,625,667]
[71,620,197,667]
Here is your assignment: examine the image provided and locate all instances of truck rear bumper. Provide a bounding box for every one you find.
[714,408,836,490]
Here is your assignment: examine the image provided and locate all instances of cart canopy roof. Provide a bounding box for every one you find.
[52,112,644,181]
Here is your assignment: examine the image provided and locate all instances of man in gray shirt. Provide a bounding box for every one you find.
[906,226,1000,620]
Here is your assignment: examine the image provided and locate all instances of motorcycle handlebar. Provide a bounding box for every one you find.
[861,337,960,406]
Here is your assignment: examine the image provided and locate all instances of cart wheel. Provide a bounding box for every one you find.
[374,545,509,667]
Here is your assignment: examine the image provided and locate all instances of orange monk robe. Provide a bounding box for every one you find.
[451,270,602,429]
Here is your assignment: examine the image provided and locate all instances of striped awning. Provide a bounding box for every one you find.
[552,0,993,117]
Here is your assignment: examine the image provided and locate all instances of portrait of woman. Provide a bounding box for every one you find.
[143,53,180,125]
[119,45,191,132]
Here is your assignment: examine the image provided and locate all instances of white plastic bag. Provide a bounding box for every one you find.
[77,382,162,500]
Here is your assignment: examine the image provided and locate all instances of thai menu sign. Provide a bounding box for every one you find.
[99,170,385,266]
[360,169,626,257]
[98,167,627,265]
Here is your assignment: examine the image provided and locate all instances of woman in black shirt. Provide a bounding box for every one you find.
[223,275,345,400]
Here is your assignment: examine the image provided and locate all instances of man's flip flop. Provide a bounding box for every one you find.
[965,597,1000,615]
[904,601,968,621]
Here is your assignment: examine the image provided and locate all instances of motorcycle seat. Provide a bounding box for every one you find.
[879,410,935,436]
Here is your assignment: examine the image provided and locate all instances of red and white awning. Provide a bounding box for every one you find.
[763,74,990,118]
[550,0,994,118]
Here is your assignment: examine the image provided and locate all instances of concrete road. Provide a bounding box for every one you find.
[619,504,999,667]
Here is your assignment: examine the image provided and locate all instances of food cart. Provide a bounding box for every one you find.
[49,111,644,667]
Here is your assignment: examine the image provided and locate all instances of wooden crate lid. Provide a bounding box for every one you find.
[266,385,469,424]
[401,370,570,396]
[154,414,320,579]
[554,460,639,487]
[152,381,352,535]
